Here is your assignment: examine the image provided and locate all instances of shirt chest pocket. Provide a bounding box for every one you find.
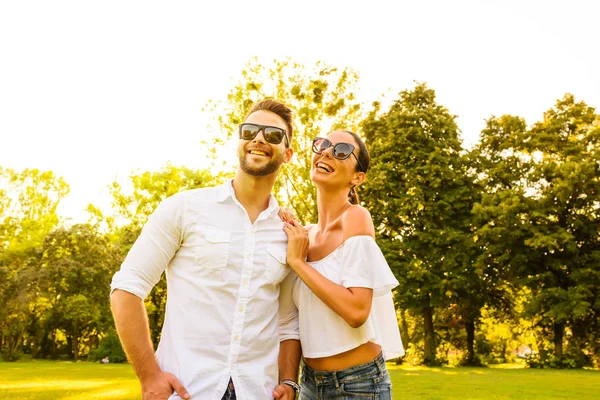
[264,243,290,286]
[192,227,232,269]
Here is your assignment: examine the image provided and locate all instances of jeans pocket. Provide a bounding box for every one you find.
[341,379,377,398]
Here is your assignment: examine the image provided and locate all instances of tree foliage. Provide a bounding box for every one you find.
[361,83,484,364]
[472,94,600,366]
[0,168,69,360]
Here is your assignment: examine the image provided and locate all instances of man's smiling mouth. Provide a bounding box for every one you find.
[249,150,268,156]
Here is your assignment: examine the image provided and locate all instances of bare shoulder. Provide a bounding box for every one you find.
[341,205,375,240]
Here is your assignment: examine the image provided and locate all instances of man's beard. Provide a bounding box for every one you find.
[239,152,284,177]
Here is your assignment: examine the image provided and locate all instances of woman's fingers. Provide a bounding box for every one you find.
[278,207,298,224]
[283,223,308,242]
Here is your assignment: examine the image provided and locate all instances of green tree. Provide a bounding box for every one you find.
[472,94,600,367]
[0,168,68,360]
[35,224,119,361]
[361,83,481,365]
[204,57,364,224]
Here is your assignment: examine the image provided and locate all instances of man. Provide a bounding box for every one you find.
[110,99,301,400]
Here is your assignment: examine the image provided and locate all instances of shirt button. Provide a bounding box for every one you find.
[242,279,249,285]
[233,335,239,341]
[239,306,244,312]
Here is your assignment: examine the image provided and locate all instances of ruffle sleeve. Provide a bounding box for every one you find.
[340,236,399,297]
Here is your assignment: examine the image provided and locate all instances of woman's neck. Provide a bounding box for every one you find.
[316,187,351,231]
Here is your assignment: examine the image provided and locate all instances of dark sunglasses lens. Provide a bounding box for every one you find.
[240,124,259,140]
[313,138,330,153]
[264,127,284,144]
[333,143,353,159]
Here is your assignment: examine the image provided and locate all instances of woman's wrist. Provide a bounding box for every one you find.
[287,256,306,270]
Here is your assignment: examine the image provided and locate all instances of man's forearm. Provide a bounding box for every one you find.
[111,289,162,383]
[279,339,301,382]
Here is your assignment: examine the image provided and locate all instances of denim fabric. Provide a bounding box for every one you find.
[300,352,392,399]
[221,378,236,400]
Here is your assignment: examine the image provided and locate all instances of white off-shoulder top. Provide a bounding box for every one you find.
[292,235,405,360]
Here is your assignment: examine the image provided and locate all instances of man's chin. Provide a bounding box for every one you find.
[240,164,280,177]
[240,157,283,177]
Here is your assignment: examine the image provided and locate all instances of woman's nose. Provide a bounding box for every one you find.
[321,145,334,157]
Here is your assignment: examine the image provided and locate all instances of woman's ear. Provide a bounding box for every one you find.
[351,171,366,187]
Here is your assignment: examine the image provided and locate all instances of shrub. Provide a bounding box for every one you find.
[88,330,127,364]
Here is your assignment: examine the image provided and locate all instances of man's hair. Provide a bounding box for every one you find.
[245,99,294,145]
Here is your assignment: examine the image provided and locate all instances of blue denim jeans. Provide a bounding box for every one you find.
[300,352,392,399]
[221,378,236,400]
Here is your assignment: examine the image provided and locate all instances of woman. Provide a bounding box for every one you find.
[282,130,404,399]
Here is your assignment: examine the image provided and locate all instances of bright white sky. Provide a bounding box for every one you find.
[1,0,599,222]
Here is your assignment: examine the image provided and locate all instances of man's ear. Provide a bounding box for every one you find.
[284,147,294,163]
[351,171,366,187]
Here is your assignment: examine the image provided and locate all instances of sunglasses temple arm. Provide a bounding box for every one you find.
[352,152,365,171]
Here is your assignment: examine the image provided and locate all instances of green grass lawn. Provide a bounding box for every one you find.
[387,363,600,399]
[1,360,599,399]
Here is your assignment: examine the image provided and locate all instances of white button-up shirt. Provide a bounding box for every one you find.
[110,180,299,400]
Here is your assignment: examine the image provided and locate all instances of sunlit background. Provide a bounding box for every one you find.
[1,0,599,222]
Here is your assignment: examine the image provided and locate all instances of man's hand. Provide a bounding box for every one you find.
[272,383,295,399]
[141,371,190,400]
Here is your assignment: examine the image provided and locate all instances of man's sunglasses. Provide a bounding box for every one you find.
[239,123,289,147]
[312,137,364,171]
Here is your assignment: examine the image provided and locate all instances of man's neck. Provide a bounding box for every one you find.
[232,170,276,223]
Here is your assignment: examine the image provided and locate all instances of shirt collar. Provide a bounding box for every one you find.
[216,179,235,203]
[265,194,280,218]
[217,179,281,219]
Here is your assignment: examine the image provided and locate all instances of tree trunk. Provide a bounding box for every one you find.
[67,335,73,360]
[554,321,564,358]
[570,320,588,367]
[396,309,411,364]
[31,334,39,359]
[72,323,79,362]
[465,319,476,365]
[400,309,410,349]
[9,335,20,360]
[51,329,58,359]
[423,306,436,362]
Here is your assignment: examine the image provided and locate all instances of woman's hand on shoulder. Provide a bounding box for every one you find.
[278,206,297,224]
[283,219,310,269]
[341,205,375,240]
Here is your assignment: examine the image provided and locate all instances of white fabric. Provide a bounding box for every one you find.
[110,180,299,400]
[292,235,405,360]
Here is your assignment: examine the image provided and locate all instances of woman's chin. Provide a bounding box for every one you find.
[311,172,338,187]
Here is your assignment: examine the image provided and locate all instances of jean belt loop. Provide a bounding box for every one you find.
[330,370,338,390]
[377,352,386,374]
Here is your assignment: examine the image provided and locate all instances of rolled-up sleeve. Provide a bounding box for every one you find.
[278,270,300,342]
[110,193,184,299]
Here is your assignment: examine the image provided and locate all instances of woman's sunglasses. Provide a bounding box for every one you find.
[312,137,364,170]
[239,123,289,147]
